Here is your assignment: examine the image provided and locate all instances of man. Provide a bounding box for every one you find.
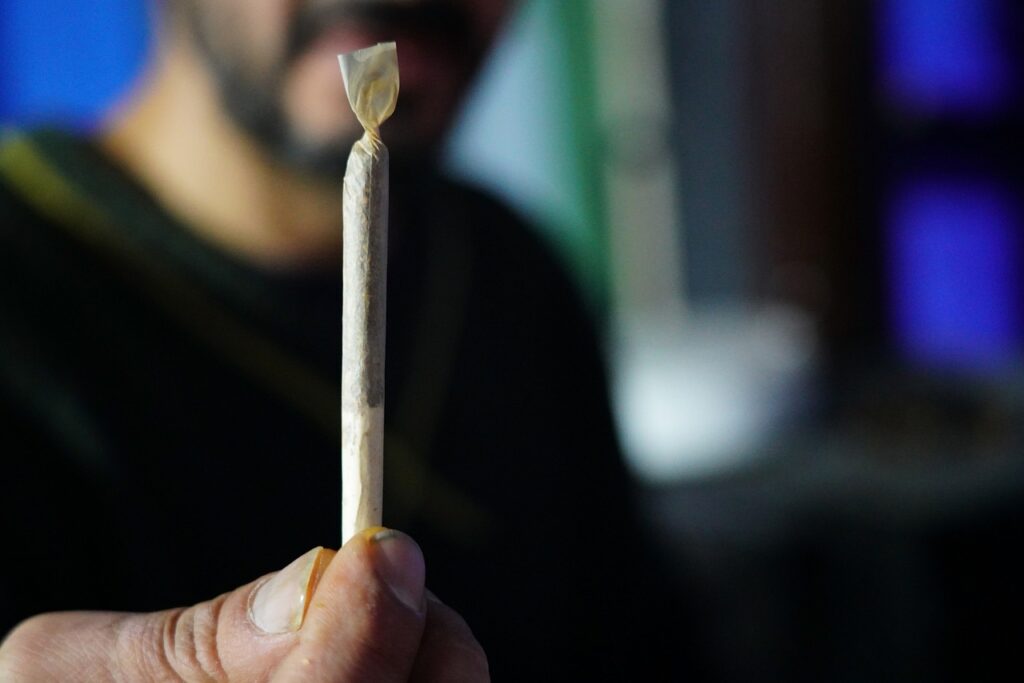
[0,0,685,679]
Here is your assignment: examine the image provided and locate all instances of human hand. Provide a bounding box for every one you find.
[0,528,488,682]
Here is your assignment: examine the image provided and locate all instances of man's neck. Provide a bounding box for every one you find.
[98,41,344,270]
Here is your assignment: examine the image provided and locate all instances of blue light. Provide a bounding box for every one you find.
[0,1,150,129]
[888,178,1019,368]
[879,0,1010,115]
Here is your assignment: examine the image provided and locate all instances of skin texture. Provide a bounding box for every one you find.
[0,530,489,682]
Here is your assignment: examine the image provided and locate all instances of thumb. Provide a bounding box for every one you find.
[0,529,428,682]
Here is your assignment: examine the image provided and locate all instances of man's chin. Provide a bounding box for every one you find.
[276,139,353,180]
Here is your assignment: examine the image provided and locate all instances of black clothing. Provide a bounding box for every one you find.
[0,130,680,679]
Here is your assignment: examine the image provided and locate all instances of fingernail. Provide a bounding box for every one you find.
[369,529,426,612]
[249,547,332,634]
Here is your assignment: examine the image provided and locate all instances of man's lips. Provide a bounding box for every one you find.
[305,24,375,61]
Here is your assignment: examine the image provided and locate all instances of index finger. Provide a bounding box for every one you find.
[273,528,427,683]
[410,594,490,683]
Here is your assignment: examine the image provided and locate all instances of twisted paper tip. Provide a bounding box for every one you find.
[339,42,400,150]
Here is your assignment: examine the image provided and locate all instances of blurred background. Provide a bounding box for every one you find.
[3,0,1023,679]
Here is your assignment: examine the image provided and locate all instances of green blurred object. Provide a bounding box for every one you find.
[548,0,610,318]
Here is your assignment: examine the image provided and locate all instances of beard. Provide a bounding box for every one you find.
[176,0,352,178]
[174,0,477,180]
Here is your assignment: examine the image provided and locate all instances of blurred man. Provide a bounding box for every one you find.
[0,0,687,679]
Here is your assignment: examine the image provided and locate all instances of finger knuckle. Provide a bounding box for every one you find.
[182,595,229,682]
[123,597,228,683]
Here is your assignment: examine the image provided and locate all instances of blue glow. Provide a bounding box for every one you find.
[888,179,1019,367]
[879,0,1010,114]
[0,1,150,128]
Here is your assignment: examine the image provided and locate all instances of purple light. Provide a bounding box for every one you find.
[888,178,1020,368]
[878,0,1011,115]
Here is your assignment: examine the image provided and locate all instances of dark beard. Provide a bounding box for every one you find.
[177,1,354,178]
[175,0,475,180]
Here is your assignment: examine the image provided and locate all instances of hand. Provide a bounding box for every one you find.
[0,528,488,682]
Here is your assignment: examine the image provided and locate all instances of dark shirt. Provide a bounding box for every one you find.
[0,130,683,679]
